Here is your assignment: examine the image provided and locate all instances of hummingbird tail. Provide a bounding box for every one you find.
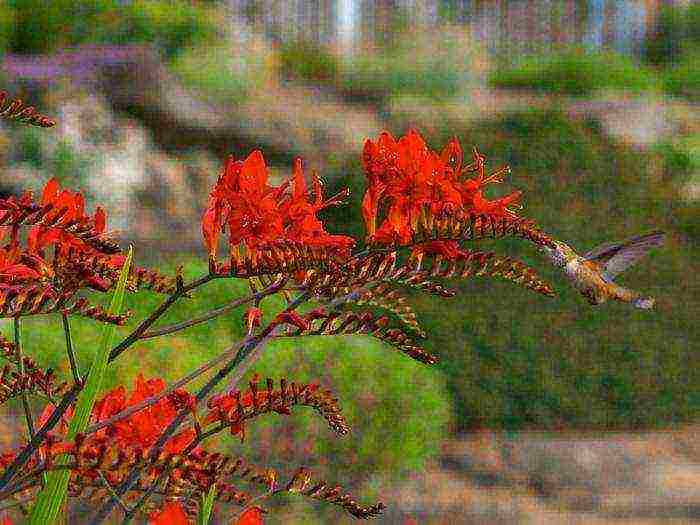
[633,296,655,309]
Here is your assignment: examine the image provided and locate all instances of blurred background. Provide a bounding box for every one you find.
[0,0,699,523]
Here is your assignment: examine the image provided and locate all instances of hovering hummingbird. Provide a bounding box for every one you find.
[540,231,665,309]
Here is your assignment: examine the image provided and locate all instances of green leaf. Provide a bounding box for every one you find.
[29,247,133,524]
[197,484,217,525]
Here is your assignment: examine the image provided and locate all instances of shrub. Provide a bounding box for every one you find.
[643,3,700,65]
[490,48,661,97]
[279,40,340,82]
[663,47,700,101]
[396,110,699,431]
[338,26,483,101]
[5,0,218,57]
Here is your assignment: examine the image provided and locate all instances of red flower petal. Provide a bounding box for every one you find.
[41,178,60,205]
[149,501,190,525]
[234,506,265,525]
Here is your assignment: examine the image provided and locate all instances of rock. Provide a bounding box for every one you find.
[2,42,385,178]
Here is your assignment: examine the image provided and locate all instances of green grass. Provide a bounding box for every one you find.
[490,49,661,97]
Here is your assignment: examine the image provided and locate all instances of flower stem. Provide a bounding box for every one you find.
[108,273,215,361]
[61,313,81,386]
[139,276,286,340]
[0,272,215,492]
[91,292,311,524]
[13,318,35,440]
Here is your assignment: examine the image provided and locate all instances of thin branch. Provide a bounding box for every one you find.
[0,383,80,491]
[85,278,287,435]
[97,471,131,514]
[13,317,36,441]
[61,313,82,385]
[120,476,167,525]
[108,273,215,361]
[13,315,43,491]
[139,276,286,340]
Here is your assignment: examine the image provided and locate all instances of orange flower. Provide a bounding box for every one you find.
[0,245,43,283]
[361,130,521,245]
[202,152,286,259]
[202,152,355,262]
[279,158,355,255]
[272,311,310,332]
[149,501,190,525]
[91,375,195,453]
[202,380,318,439]
[27,178,109,256]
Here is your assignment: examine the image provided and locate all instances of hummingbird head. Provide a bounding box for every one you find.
[539,240,575,267]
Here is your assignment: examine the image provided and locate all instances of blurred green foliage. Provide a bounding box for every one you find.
[0,0,15,52]
[0,259,451,519]
[643,3,700,65]
[338,27,480,101]
[169,44,256,104]
[655,136,700,239]
[662,48,700,101]
[490,48,661,97]
[8,126,93,193]
[279,40,340,82]
[2,0,218,57]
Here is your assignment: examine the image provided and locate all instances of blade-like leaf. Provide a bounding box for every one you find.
[29,247,133,524]
[198,484,218,525]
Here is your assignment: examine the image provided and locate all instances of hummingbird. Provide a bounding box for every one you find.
[540,231,665,309]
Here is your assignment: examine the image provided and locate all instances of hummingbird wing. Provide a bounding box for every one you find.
[583,231,665,282]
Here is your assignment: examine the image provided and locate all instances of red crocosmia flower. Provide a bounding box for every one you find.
[203,381,315,439]
[1,516,14,525]
[102,375,194,451]
[202,152,355,264]
[149,501,190,525]
[234,506,265,525]
[27,178,99,255]
[272,311,310,332]
[279,158,355,256]
[84,375,196,454]
[202,152,286,261]
[0,244,51,285]
[361,130,520,246]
